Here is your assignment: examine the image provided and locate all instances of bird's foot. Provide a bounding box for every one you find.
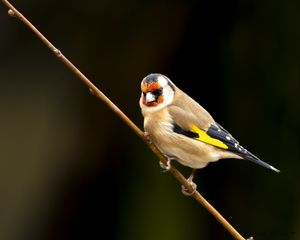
[181,169,197,196]
[181,181,197,196]
[143,132,152,144]
[159,157,172,172]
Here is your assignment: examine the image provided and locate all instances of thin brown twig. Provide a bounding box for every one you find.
[1,1,252,239]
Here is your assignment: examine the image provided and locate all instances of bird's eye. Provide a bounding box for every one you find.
[152,88,163,96]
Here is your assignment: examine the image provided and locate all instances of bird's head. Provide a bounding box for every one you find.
[139,73,175,113]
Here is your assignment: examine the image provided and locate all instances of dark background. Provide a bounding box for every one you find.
[0,0,299,239]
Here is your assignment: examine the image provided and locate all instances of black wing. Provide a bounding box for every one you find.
[207,123,280,173]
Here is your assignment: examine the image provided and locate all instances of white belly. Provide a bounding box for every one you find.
[157,142,220,169]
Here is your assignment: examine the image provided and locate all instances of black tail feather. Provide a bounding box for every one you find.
[237,150,280,173]
[207,124,280,172]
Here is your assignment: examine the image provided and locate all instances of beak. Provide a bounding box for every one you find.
[145,92,156,104]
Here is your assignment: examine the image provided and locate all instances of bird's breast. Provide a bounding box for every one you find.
[144,110,173,138]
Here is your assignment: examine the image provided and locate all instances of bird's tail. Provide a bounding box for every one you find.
[237,149,280,173]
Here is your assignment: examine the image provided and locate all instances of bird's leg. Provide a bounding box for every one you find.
[143,131,152,144]
[159,156,172,172]
[143,132,172,171]
[181,169,197,196]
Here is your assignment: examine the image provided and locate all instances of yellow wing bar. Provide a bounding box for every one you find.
[190,125,228,149]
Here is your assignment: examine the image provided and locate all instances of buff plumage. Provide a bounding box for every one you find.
[139,73,279,194]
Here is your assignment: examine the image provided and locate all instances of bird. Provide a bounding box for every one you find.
[139,73,280,195]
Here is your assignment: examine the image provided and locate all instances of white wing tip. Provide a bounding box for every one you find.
[270,165,280,173]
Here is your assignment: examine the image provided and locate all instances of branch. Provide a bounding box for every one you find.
[1,1,252,239]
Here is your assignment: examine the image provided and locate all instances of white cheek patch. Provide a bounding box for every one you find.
[163,87,174,105]
[157,75,168,87]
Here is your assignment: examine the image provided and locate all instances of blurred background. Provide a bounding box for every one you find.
[0,0,299,239]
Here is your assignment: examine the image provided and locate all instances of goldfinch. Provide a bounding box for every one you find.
[139,73,280,194]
